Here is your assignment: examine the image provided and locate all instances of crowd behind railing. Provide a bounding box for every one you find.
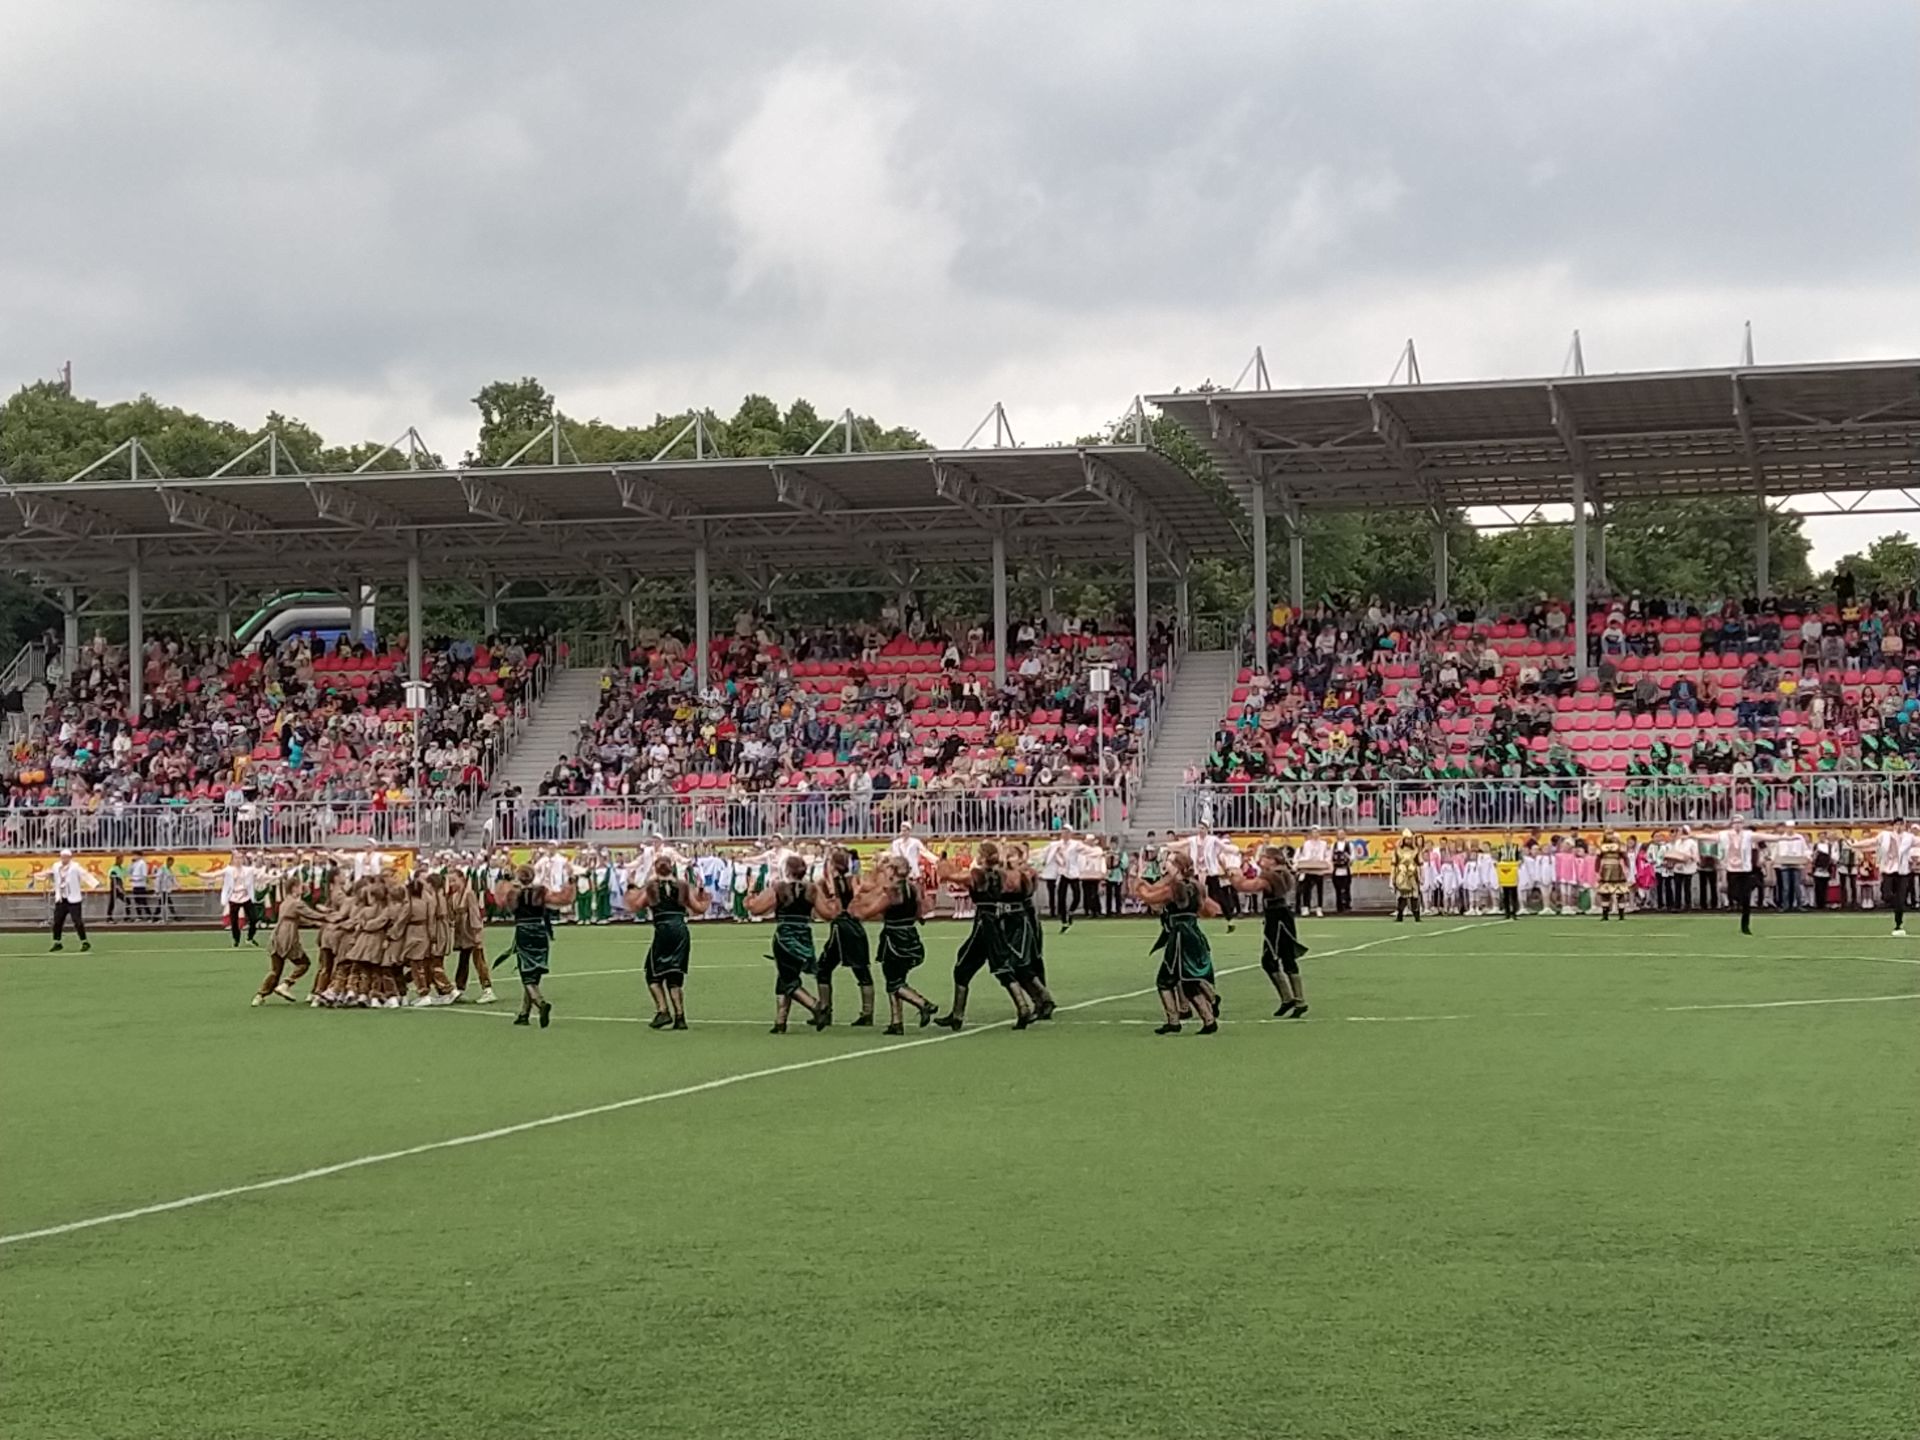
[1,626,550,821]
[1210,584,1920,813]
[507,608,1176,817]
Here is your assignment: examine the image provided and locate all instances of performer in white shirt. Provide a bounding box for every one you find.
[1035,835,1069,925]
[1769,825,1811,913]
[1066,832,1107,924]
[1873,817,1914,937]
[1189,825,1240,933]
[887,823,938,887]
[1295,828,1332,917]
[212,852,261,948]
[37,848,101,952]
[1714,816,1782,936]
[1667,828,1700,913]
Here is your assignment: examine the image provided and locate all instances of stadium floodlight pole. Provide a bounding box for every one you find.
[991,533,1008,689]
[126,548,144,716]
[694,539,711,694]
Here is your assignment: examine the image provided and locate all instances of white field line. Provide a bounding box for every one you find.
[0,922,1492,1249]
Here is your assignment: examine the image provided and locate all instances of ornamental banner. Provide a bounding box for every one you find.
[0,850,416,895]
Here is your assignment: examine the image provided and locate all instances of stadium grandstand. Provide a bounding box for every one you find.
[4,357,1920,869]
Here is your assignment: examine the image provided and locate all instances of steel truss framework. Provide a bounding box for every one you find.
[0,425,1246,706]
[1149,358,1920,674]
[0,444,1240,589]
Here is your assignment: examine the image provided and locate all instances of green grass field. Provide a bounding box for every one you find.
[2,912,1916,1440]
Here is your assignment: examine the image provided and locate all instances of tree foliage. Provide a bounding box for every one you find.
[1828,531,1920,597]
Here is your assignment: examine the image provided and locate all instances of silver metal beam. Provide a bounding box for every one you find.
[406,549,423,683]
[1250,478,1269,673]
[127,552,144,715]
[1571,471,1589,679]
[1133,529,1150,681]
[991,534,1008,689]
[306,479,415,533]
[694,541,711,693]
[1078,451,1184,567]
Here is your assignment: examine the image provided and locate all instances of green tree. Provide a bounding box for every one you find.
[1826,532,1920,597]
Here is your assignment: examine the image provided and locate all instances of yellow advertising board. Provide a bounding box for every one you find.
[0,850,415,895]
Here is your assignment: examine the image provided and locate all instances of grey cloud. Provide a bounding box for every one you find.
[0,0,1913,439]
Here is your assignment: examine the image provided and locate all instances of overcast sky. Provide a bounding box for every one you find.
[3,0,1915,563]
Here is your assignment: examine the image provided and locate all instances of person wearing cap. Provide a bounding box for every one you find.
[1873,817,1914,937]
[36,849,101,952]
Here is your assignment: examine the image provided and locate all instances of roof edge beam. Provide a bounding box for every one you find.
[1078,451,1185,568]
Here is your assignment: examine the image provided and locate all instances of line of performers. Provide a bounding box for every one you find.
[237,835,1315,1036]
[621,838,1310,1037]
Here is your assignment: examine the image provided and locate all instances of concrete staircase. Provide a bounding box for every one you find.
[1127,649,1236,841]
[482,668,606,805]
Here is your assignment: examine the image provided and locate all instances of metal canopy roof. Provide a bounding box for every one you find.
[1149,359,1920,519]
[0,445,1245,590]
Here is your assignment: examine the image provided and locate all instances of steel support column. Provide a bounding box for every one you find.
[406,551,423,683]
[1431,524,1450,608]
[1289,531,1305,611]
[694,542,711,693]
[1593,505,1609,593]
[215,581,232,642]
[481,574,499,633]
[1175,571,1191,637]
[126,555,144,717]
[1571,477,1589,679]
[1755,507,1771,598]
[1249,481,1269,672]
[348,577,366,644]
[619,574,637,638]
[61,586,79,662]
[991,534,1008,689]
[1133,529,1150,676]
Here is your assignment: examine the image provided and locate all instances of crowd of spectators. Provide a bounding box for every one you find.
[2,629,545,832]
[521,609,1175,828]
[1194,585,1920,831]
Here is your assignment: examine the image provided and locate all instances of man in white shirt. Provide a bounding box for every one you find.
[887,823,937,886]
[1714,816,1782,936]
[1769,825,1811,913]
[1667,828,1700,913]
[129,854,153,923]
[213,852,260,947]
[1296,828,1332,917]
[1874,817,1913,937]
[1065,832,1106,925]
[1044,833,1075,925]
[39,849,101,952]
